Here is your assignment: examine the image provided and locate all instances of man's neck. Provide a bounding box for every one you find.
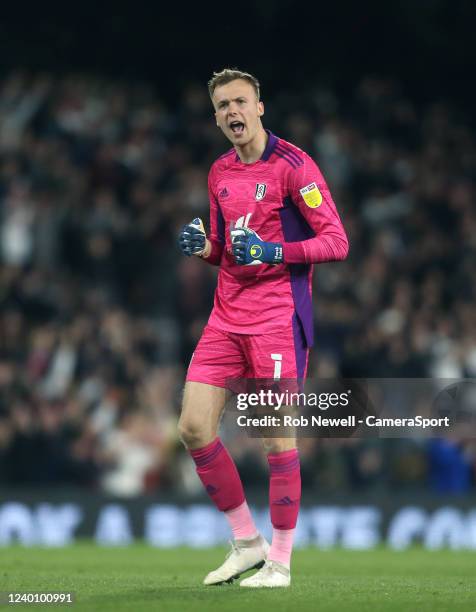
[235,127,268,164]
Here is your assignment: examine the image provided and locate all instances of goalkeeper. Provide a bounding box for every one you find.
[178,68,349,588]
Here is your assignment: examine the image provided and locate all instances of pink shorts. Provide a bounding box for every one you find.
[186,315,309,388]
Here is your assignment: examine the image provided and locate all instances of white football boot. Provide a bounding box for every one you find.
[240,560,291,588]
[203,535,270,585]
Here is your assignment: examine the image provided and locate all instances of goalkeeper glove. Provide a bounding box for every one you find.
[231,225,283,265]
[179,218,206,256]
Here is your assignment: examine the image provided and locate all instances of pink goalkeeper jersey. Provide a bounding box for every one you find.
[205,130,349,347]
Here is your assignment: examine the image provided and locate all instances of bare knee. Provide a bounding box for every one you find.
[178,415,215,450]
[178,381,226,450]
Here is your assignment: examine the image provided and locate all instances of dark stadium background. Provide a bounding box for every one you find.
[2,1,475,106]
[0,1,475,548]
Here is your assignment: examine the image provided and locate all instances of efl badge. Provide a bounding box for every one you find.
[299,182,323,208]
[255,183,267,201]
[250,244,263,258]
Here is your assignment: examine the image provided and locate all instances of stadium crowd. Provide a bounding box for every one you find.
[0,71,475,496]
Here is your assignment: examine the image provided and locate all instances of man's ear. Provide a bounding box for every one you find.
[215,111,219,126]
[258,101,264,117]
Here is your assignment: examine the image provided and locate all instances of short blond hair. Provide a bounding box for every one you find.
[208,68,260,100]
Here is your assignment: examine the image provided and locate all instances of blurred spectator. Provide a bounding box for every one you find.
[0,70,474,495]
[428,438,474,494]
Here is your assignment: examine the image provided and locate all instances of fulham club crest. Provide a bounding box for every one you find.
[255,183,267,201]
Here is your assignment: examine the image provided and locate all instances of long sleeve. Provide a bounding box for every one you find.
[282,155,349,264]
[202,169,225,266]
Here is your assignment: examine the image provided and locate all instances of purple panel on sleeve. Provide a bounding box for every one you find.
[292,312,308,379]
[216,200,225,244]
[280,197,315,347]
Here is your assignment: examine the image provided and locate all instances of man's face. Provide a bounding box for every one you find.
[212,79,264,146]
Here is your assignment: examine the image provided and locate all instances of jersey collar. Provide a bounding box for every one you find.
[234,129,278,163]
[261,129,278,161]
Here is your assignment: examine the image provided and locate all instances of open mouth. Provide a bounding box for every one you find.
[229,121,245,135]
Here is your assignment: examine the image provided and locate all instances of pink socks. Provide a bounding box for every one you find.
[267,448,301,567]
[190,439,301,567]
[224,501,258,540]
[190,438,257,539]
[269,528,295,567]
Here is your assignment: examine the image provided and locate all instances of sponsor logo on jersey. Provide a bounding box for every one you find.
[250,244,263,258]
[255,183,267,201]
[235,213,252,228]
[218,187,229,198]
[299,182,323,208]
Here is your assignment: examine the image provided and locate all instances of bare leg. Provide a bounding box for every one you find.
[178,381,259,543]
[178,381,228,449]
